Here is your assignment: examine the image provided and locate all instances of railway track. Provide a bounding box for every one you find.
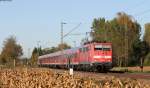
[52,68,150,80]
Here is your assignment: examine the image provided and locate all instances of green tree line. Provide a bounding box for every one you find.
[91,12,150,67]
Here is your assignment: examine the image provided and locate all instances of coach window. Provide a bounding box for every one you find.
[82,48,85,52]
[85,47,89,51]
[79,48,82,52]
[103,45,111,51]
[82,47,88,52]
[49,57,51,62]
[74,53,77,58]
[103,48,110,51]
[64,54,67,58]
[53,57,54,62]
[55,56,57,62]
[58,55,59,59]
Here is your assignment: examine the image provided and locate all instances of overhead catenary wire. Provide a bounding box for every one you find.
[114,0,150,20]
[125,0,148,13]
[63,23,82,38]
[67,33,86,36]
[124,0,150,19]
[134,9,150,17]
[129,8,150,25]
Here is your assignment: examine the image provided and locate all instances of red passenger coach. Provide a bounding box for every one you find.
[38,42,112,72]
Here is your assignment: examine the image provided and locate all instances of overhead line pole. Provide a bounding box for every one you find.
[61,22,66,50]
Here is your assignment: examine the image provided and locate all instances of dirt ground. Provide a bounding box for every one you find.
[0,68,150,88]
[128,66,150,72]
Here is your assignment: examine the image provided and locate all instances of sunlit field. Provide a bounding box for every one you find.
[0,68,150,88]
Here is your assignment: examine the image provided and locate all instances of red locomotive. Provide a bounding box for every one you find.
[38,42,112,72]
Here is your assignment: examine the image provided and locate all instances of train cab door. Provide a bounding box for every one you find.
[102,44,112,62]
[78,46,89,64]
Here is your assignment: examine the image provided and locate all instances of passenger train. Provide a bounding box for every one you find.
[38,42,112,72]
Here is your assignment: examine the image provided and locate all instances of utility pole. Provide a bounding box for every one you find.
[61,22,66,50]
[60,22,81,75]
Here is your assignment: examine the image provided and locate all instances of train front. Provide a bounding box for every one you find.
[92,43,112,71]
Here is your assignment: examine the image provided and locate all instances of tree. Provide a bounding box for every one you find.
[91,12,141,67]
[0,36,23,66]
[144,53,150,66]
[41,47,58,55]
[139,41,149,71]
[37,46,43,56]
[130,39,142,66]
[40,43,71,55]
[58,43,71,50]
[30,47,38,66]
[144,23,150,47]
[142,23,150,66]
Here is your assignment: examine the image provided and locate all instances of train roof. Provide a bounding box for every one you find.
[38,47,79,59]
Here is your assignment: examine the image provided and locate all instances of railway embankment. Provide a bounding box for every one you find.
[111,66,150,73]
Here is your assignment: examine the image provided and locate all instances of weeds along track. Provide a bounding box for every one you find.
[0,68,150,88]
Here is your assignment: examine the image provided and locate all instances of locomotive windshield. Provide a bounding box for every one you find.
[94,45,111,51]
[94,45,102,50]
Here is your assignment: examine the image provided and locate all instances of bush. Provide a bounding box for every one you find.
[144,52,150,66]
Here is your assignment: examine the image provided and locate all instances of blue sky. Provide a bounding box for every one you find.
[0,0,150,57]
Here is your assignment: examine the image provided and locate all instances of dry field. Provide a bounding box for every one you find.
[0,68,150,88]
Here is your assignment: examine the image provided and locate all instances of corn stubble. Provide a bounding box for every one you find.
[0,68,149,88]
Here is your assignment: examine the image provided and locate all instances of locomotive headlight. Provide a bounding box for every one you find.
[93,56,101,58]
[93,56,100,58]
[104,56,112,58]
[93,56,112,59]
